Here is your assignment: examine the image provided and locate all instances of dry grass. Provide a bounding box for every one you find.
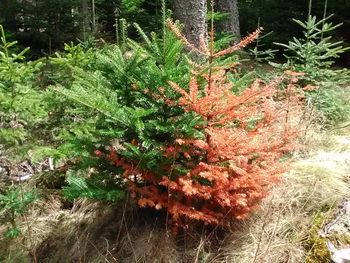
[219,126,350,263]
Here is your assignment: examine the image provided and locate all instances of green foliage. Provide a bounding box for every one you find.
[52,21,193,201]
[213,33,235,52]
[121,0,144,14]
[0,186,38,238]
[63,174,124,201]
[53,42,95,69]
[117,0,169,36]
[207,11,231,23]
[272,15,350,124]
[248,31,278,62]
[274,15,348,73]
[5,226,21,238]
[0,0,347,234]
[239,0,350,53]
[310,87,349,125]
[55,22,189,145]
[50,41,96,86]
[0,24,47,150]
[18,41,100,166]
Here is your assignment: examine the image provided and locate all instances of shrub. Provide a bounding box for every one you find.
[54,17,190,200]
[94,22,302,227]
[274,15,348,73]
[0,186,38,238]
[273,15,350,125]
[0,25,46,151]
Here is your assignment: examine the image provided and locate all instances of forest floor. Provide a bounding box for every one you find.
[1,91,350,263]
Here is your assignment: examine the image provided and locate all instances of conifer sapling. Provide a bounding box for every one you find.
[98,19,302,228]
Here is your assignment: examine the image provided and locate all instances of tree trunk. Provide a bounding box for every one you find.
[172,0,207,48]
[216,0,240,42]
[91,0,96,34]
[81,0,90,41]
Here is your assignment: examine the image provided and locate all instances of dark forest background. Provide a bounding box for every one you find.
[1,0,349,64]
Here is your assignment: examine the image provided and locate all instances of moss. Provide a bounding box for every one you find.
[304,213,331,263]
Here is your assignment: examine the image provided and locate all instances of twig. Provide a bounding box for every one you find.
[194,235,205,263]
[85,236,112,263]
[252,198,274,263]
[300,180,318,211]
[123,214,137,262]
[17,180,37,263]
[116,193,129,244]
[329,123,350,131]
[262,202,290,261]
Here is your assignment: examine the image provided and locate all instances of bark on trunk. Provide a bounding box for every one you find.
[216,0,241,41]
[92,0,96,34]
[81,0,90,41]
[172,0,207,48]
